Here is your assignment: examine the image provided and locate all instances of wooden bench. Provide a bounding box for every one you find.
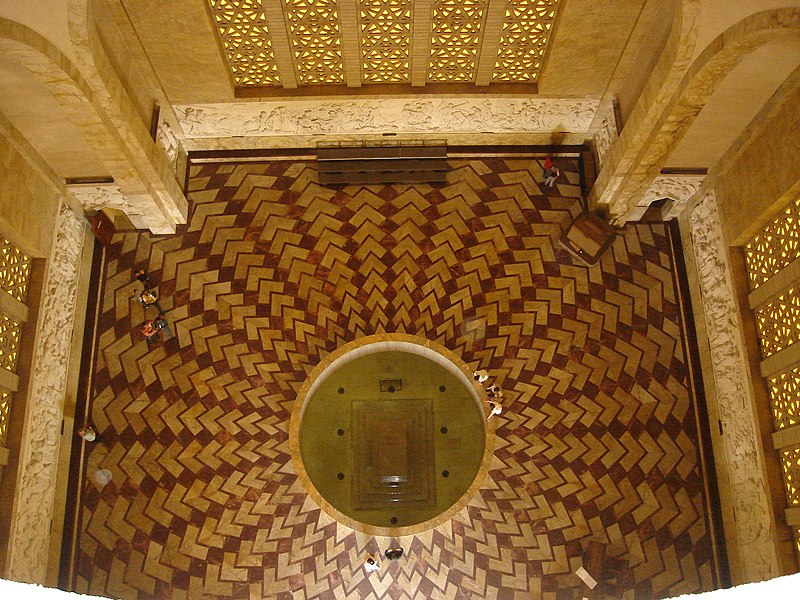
[317,145,448,185]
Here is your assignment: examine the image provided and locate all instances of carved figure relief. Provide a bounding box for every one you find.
[174,97,600,138]
[688,192,779,581]
[593,112,618,168]
[69,184,131,213]
[156,119,180,166]
[6,201,85,583]
[642,175,705,219]
[644,175,704,207]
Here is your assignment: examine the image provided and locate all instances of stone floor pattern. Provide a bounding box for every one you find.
[73,159,721,599]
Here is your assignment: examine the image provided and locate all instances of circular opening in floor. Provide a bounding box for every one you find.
[291,336,490,534]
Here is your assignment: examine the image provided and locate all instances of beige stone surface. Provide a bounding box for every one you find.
[692,0,800,62]
[611,0,677,124]
[0,0,74,61]
[0,122,61,257]
[0,52,107,179]
[714,73,800,245]
[121,0,232,103]
[538,0,649,97]
[667,36,800,169]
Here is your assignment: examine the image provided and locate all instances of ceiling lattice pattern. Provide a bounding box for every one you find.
[360,0,412,83]
[494,0,558,82]
[769,367,800,430]
[755,286,800,358]
[0,314,21,373]
[0,391,10,446]
[285,0,345,84]
[207,0,280,86]
[782,447,800,505]
[0,237,31,303]
[208,0,561,88]
[428,0,487,82]
[744,196,800,290]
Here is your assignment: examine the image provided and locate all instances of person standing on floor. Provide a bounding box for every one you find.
[77,424,99,442]
[487,401,503,420]
[473,369,489,383]
[363,556,380,573]
[133,288,163,313]
[134,269,150,286]
[544,164,560,188]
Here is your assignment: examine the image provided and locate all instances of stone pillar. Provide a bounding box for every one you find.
[5,201,85,584]
[687,192,780,583]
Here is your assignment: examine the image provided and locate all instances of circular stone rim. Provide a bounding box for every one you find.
[289,333,496,536]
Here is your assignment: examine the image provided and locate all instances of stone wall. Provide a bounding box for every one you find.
[715,81,800,246]
[0,128,60,257]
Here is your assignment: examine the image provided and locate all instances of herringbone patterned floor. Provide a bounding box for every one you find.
[73,159,720,599]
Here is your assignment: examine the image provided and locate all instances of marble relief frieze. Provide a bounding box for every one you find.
[174,97,600,138]
[688,192,780,581]
[6,201,85,583]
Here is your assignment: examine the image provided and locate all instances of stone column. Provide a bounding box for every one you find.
[687,192,780,583]
[5,201,85,584]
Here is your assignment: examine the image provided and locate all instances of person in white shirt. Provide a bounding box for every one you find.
[364,556,380,573]
[473,369,489,383]
[487,401,503,419]
[78,425,98,442]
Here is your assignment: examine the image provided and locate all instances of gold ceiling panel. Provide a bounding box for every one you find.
[360,0,412,83]
[208,0,562,88]
[494,0,559,82]
[428,0,487,82]
[0,237,31,303]
[208,0,281,86]
[285,0,345,84]
[745,197,800,290]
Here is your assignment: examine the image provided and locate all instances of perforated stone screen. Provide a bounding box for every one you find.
[745,196,800,564]
[0,238,31,303]
[745,197,800,290]
[208,0,561,88]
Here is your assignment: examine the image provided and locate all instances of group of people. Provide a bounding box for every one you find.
[474,369,505,419]
[131,269,173,345]
[77,268,175,444]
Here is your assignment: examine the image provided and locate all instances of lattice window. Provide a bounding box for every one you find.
[744,197,800,290]
[0,391,10,446]
[285,0,345,84]
[769,368,800,429]
[429,0,487,82]
[0,314,21,373]
[359,0,412,83]
[208,0,281,86]
[493,0,559,82]
[781,446,800,505]
[755,286,800,357]
[0,238,31,302]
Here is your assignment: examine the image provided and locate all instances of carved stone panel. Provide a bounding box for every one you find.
[627,175,705,221]
[688,192,780,582]
[174,97,600,138]
[68,184,131,213]
[5,201,85,583]
[592,107,619,169]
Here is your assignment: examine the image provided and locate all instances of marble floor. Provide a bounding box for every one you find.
[71,158,724,599]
